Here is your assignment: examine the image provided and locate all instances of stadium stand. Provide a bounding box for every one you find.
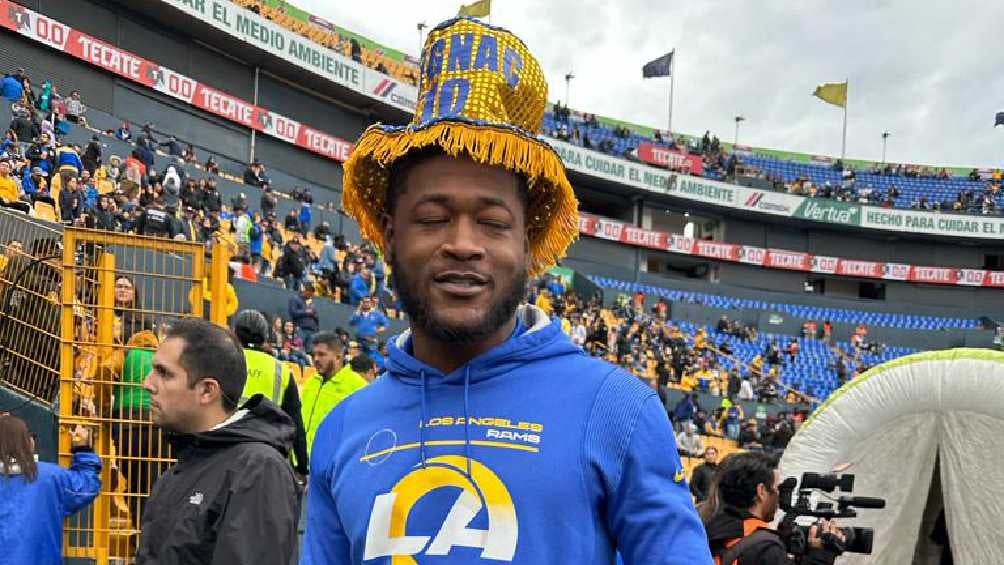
[588,275,981,330]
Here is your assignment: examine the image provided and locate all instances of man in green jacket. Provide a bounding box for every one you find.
[301,331,367,456]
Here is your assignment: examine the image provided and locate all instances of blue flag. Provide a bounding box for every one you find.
[643,51,673,78]
[996,111,1004,127]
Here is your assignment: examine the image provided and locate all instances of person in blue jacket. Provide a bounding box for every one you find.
[302,18,711,565]
[1,73,24,102]
[0,414,102,565]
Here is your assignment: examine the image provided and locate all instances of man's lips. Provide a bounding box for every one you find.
[432,271,489,297]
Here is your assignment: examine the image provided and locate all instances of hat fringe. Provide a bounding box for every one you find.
[343,121,579,276]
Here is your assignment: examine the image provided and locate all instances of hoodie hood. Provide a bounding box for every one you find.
[704,506,752,549]
[386,304,581,386]
[168,395,294,459]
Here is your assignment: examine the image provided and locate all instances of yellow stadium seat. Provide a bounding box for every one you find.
[33,200,57,222]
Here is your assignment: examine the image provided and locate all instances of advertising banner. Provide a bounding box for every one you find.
[0,0,354,162]
[576,213,1004,288]
[860,207,1004,239]
[636,142,703,175]
[765,249,811,271]
[551,140,676,193]
[159,0,364,91]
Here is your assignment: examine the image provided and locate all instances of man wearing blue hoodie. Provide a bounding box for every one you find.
[302,18,710,565]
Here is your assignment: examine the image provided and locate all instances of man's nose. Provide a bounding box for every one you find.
[441,217,486,262]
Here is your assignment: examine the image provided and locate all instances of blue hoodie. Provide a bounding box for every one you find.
[0,449,102,565]
[302,305,712,564]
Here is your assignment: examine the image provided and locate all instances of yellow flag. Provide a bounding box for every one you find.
[813,81,847,108]
[458,0,491,17]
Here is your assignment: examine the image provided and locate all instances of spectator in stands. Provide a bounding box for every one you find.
[724,400,744,440]
[55,142,83,191]
[9,109,35,148]
[178,206,201,242]
[318,237,340,293]
[58,177,85,223]
[288,283,320,352]
[115,121,132,143]
[276,237,307,290]
[0,160,24,211]
[81,135,101,176]
[248,212,264,268]
[202,178,223,213]
[233,205,252,259]
[21,166,46,199]
[283,207,300,233]
[300,331,366,456]
[260,183,277,217]
[673,392,697,432]
[676,422,705,457]
[787,338,799,362]
[80,170,98,210]
[717,315,730,333]
[136,319,299,564]
[349,295,388,342]
[0,415,101,565]
[64,90,87,125]
[314,220,331,242]
[204,155,220,175]
[689,446,719,503]
[348,266,373,306]
[136,138,155,170]
[277,319,310,367]
[158,135,182,157]
[136,201,176,238]
[243,160,266,188]
[738,419,763,450]
[90,194,118,231]
[298,200,312,235]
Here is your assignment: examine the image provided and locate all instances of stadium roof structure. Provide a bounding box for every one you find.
[780,348,1004,564]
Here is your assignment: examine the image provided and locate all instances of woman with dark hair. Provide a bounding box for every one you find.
[0,414,101,565]
[114,275,150,343]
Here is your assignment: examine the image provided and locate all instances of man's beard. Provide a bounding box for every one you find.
[390,253,527,347]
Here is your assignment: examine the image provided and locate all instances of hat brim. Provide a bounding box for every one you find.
[342,118,578,276]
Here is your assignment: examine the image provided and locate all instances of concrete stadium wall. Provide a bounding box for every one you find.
[232,279,409,338]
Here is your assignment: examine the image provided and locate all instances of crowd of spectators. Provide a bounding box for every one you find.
[234,0,418,86]
[2,65,411,378]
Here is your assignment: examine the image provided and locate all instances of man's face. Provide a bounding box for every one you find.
[144,337,206,433]
[384,155,528,346]
[360,297,372,312]
[757,470,782,521]
[312,342,341,376]
[0,162,9,176]
[704,448,717,464]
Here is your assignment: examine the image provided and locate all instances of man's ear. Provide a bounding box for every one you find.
[200,378,222,407]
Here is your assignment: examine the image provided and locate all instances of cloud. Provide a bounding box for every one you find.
[299,0,1004,167]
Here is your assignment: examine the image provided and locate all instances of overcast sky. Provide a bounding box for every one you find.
[299,0,1004,168]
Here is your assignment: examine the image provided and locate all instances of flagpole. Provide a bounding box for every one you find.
[841,79,848,160]
[667,49,675,135]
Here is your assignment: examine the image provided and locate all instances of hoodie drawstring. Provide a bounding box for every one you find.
[419,369,428,468]
[418,366,472,478]
[464,365,472,478]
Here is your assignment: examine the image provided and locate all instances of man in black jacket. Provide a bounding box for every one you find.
[137,318,298,564]
[136,202,176,238]
[690,446,718,503]
[704,452,843,565]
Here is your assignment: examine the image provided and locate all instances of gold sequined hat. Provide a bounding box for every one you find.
[342,17,578,276]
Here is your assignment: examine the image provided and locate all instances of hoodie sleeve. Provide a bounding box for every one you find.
[212,450,299,565]
[281,376,310,476]
[301,406,352,564]
[56,448,103,516]
[586,372,713,565]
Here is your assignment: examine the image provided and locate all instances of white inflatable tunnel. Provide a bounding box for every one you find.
[779,348,1004,565]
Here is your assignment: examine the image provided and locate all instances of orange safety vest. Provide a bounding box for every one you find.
[714,517,773,565]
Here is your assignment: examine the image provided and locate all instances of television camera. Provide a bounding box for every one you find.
[778,472,885,556]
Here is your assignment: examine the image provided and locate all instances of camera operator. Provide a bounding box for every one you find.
[703,452,845,564]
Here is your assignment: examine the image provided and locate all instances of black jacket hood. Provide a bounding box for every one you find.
[168,395,294,459]
[705,506,752,548]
